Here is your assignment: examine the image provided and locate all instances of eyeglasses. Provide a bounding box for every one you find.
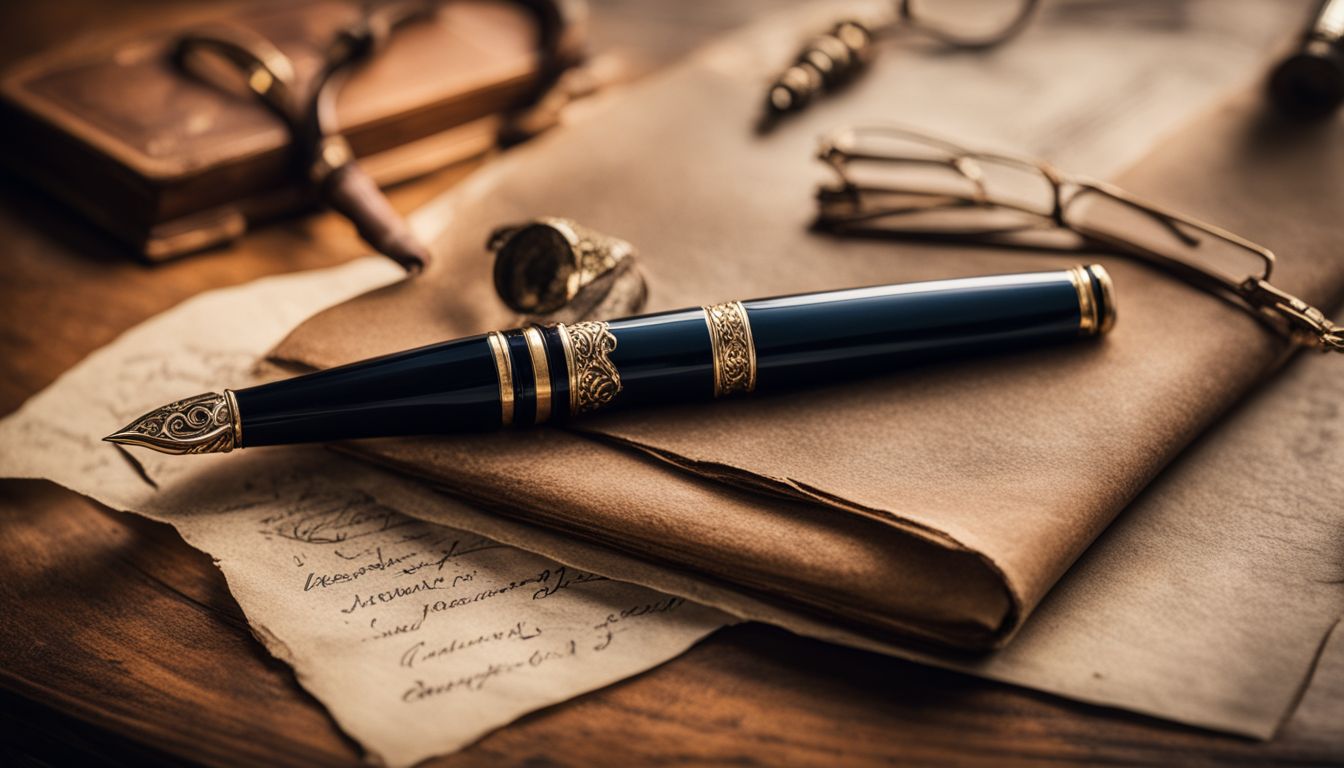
[814,125,1343,353]
[765,0,1040,119]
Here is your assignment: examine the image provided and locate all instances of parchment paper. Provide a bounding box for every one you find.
[0,258,730,767]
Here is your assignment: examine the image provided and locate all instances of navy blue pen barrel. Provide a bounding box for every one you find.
[606,308,717,403]
[600,266,1109,407]
[228,266,1112,445]
[744,268,1095,388]
[233,335,500,447]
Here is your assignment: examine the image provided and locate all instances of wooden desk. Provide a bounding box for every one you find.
[2,2,1341,765]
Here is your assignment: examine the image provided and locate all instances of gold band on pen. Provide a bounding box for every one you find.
[557,321,622,415]
[223,388,243,448]
[1088,264,1117,335]
[486,331,515,426]
[703,300,757,397]
[1068,265,1099,336]
[523,326,552,424]
[1067,264,1118,337]
[557,322,576,414]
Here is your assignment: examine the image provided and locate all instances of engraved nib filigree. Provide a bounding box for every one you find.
[103,391,240,455]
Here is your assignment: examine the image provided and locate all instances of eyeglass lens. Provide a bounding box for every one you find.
[1063,191,1272,288]
[821,130,1056,234]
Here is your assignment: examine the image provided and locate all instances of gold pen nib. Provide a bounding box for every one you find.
[104,391,240,455]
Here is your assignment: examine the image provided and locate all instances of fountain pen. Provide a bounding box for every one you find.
[106,265,1115,455]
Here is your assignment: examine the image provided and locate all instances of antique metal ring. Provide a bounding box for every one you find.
[489,217,647,320]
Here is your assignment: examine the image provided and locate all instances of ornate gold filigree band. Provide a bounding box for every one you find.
[557,321,622,415]
[523,326,553,424]
[702,300,757,397]
[486,331,515,426]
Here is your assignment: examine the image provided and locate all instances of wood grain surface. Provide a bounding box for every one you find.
[1,2,1341,766]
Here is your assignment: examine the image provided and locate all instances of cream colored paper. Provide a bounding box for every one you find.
[0,258,729,768]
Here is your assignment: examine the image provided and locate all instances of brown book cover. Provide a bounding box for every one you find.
[0,0,578,260]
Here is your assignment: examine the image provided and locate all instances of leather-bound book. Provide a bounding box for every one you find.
[0,0,580,260]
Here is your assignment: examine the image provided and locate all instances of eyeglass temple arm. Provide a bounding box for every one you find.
[1078,189,1344,350]
[1062,183,1344,348]
[1065,181,1209,247]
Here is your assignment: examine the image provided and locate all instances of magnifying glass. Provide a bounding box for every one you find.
[764,0,1040,120]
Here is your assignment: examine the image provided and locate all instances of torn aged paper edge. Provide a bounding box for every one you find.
[0,257,731,767]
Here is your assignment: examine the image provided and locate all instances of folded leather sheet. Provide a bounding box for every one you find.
[274,0,1341,651]
[342,346,1344,739]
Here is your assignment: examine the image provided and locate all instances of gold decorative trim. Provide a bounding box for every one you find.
[1087,264,1117,335]
[702,301,757,397]
[1068,265,1098,336]
[523,326,553,424]
[557,321,622,415]
[486,331,515,426]
[557,321,576,405]
[224,388,243,448]
[103,392,237,455]
[543,218,635,296]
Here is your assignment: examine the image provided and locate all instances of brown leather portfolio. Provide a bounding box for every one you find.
[0,0,575,260]
[272,17,1344,650]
